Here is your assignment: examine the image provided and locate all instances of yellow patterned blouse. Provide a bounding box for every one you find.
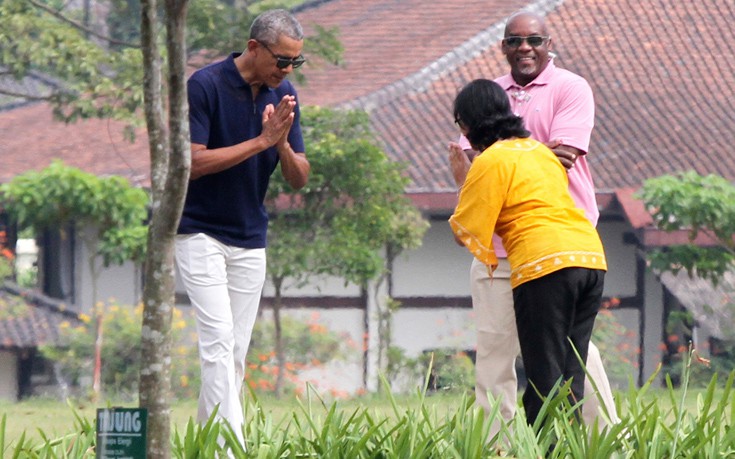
[449,138,607,289]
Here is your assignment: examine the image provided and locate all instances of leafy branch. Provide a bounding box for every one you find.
[27,0,140,48]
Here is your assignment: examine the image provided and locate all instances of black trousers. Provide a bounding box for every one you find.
[513,267,605,426]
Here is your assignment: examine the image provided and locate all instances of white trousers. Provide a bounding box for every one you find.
[175,233,266,446]
[470,257,620,433]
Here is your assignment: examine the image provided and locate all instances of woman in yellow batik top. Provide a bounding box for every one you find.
[448,79,607,427]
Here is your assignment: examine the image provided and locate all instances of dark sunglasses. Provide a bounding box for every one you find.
[502,35,550,48]
[258,41,306,69]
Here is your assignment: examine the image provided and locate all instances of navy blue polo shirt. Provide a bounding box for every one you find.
[179,53,305,248]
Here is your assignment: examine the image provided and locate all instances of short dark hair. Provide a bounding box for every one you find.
[453,79,530,151]
[249,9,304,45]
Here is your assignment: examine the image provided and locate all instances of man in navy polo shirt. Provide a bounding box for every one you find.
[175,9,310,445]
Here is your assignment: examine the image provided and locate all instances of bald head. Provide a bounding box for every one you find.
[505,11,548,36]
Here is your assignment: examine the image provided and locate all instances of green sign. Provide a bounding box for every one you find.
[96,408,147,458]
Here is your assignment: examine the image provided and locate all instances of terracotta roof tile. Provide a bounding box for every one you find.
[0,103,150,187]
[1,0,733,205]
[294,0,530,107]
[293,0,735,196]
[0,283,82,349]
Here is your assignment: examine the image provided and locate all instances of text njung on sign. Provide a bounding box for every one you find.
[96,407,147,458]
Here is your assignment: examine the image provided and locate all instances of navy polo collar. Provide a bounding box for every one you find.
[224,52,273,95]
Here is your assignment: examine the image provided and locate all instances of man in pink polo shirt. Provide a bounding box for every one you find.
[449,10,619,431]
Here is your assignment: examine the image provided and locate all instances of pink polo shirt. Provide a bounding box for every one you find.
[458,60,598,257]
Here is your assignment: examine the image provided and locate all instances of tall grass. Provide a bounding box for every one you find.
[2,353,734,458]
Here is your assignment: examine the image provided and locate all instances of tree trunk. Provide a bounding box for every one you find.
[273,278,285,398]
[92,309,103,400]
[138,0,190,457]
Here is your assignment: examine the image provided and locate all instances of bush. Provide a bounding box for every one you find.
[40,302,199,401]
[422,349,475,393]
[40,304,346,400]
[246,314,346,395]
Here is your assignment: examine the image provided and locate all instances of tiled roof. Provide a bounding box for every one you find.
[0,282,82,349]
[293,0,735,195]
[293,0,531,108]
[1,0,733,202]
[0,102,150,187]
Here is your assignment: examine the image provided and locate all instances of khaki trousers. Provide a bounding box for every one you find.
[470,257,619,432]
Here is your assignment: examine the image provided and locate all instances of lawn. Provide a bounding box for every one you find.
[1,379,734,458]
[0,392,463,445]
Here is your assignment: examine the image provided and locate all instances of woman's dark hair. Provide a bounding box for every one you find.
[453,79,530,151]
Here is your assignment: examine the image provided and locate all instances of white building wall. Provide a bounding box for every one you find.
[261,272,362,298]
[598,220,638,298]
[0,351,18,401]
[75,226,143,312]
[392,220,474,297]
[391,307,476,357]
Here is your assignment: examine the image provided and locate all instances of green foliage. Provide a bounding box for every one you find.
[1,407,97,458]
[638,172,735,387]
[39,303,346,400]
[385,345,424,388]
[105,0,343,64]
[105,0,143,47]
[7,360,735,458]
[637,171,735,283]
[98,225,149,266]
[0,0,144,125]
[301,24,344,67]
[173,405,246,459]
[246,314,347,395]
[267,106,428,287]
[383,348,475,395]
[0,256,13,281]
[15,264,38,288]
[1,0,341,123]
[39,302,200,401]
[422,350,475,393]
[0,160,148,266]
[266,106,427,392]
[182,0,254,54]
